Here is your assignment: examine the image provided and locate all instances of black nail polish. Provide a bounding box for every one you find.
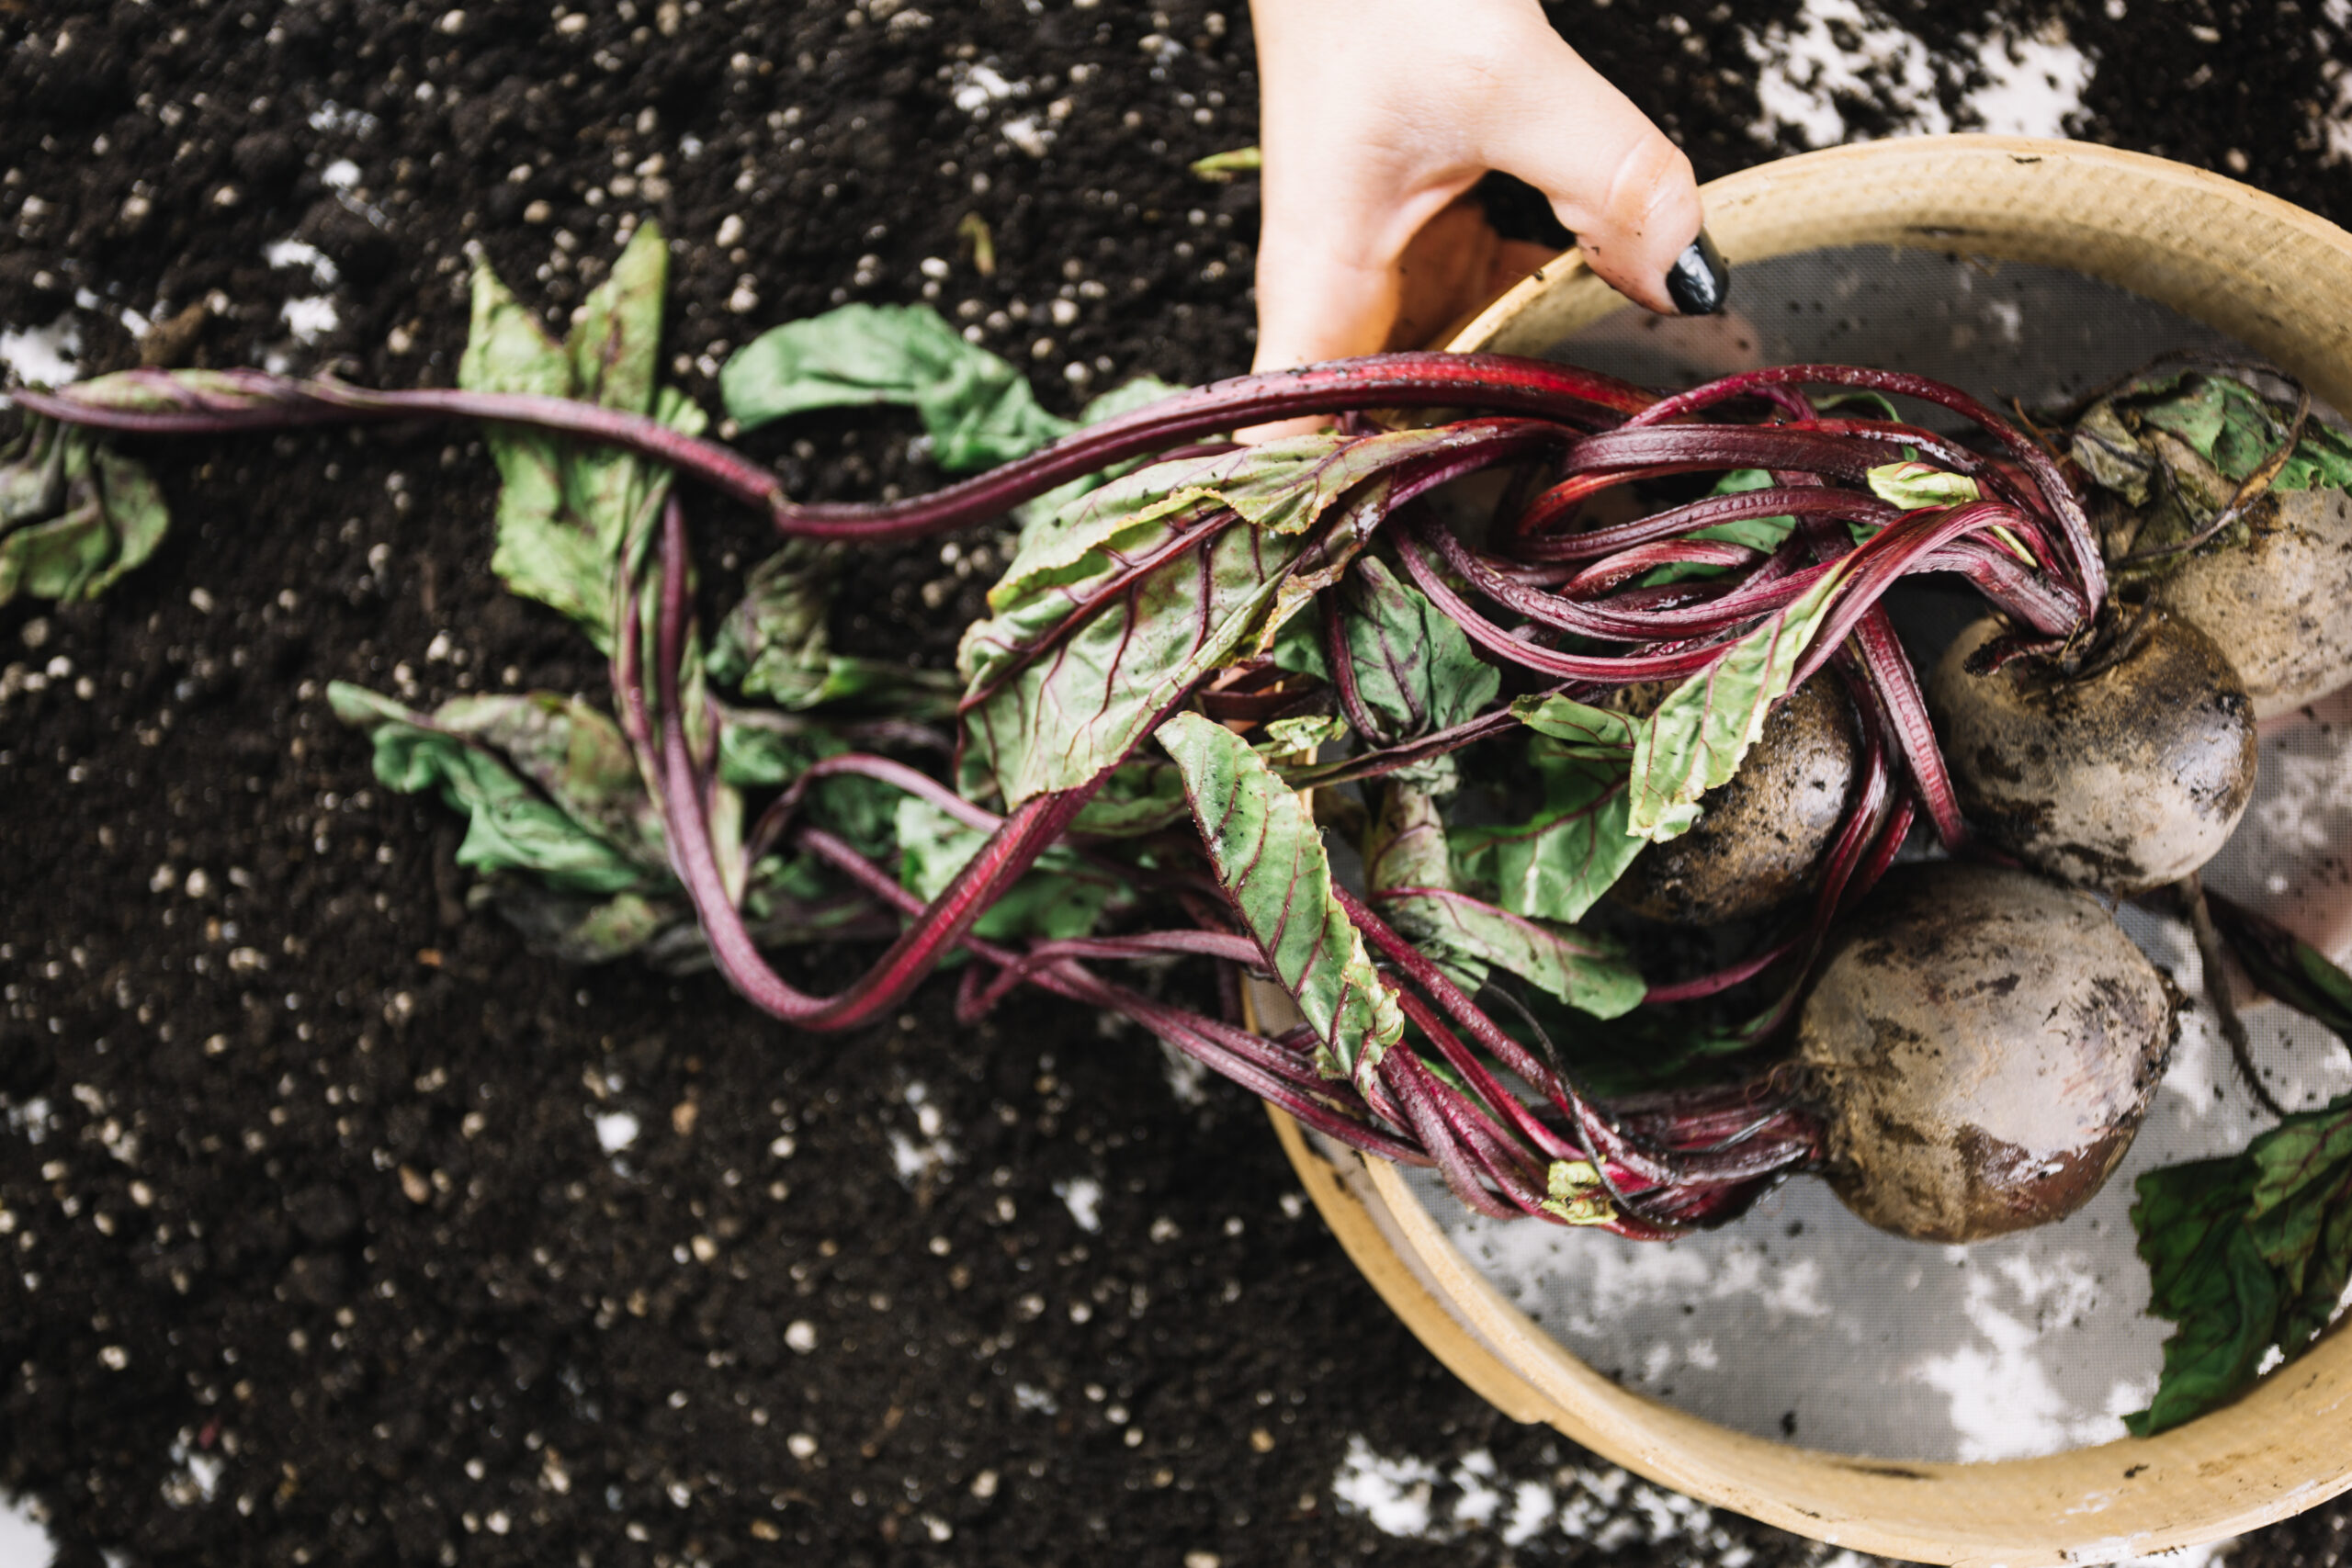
[1666,230,1729,316]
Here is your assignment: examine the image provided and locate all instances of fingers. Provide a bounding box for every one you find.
[1473,34,1713,316]
[1387,199,1508,354]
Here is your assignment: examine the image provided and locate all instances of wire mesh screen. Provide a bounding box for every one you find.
[1400,244,2352,1463]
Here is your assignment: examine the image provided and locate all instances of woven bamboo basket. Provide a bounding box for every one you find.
[1262,136,2352,1565]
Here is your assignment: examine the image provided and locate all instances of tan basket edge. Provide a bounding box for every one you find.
[1261,135,2352,1564]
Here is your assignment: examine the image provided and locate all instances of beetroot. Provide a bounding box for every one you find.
[1797,862,2176,1242]
[1928,612,2257,894]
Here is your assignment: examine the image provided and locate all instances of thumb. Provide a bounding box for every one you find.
[1476,39,1721,316]
[1242,166,1465,438]
[1250,179,1464,375]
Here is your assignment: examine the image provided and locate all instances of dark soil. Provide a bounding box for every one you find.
[5,3,2352,1566]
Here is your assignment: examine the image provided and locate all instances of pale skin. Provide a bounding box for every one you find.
[1248,0,1709,378]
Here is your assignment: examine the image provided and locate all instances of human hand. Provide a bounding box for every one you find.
[1247,0,1725,378]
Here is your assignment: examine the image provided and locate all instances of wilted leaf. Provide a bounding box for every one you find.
[459,223,707,649]
[2070,400,2156,508]
[1159,712,1403,1084]
[485,882,684,966]
[719,302,1069,470]
[708,541,961,714]
[1258,712,1349,758]
[0,417,170,605]
[328,683,665,897]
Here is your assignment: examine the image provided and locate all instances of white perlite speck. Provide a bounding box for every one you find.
[280,297,340,345]
[1329,1438,1743,1556]
[887,1083,957,1186]
[0,316,82,389]
[0,1492,54,1568]
[1055,1176,1104,1234]
[1744,0,2090,148]
[265,238,340,288]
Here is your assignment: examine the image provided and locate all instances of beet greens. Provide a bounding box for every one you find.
[33,220,2352,1441]
[12,220,2119,1241]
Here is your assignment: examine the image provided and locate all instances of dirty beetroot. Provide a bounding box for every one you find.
[7,3,2352,1566]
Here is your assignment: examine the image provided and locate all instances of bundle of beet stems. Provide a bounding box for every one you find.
[20,349,2104,1237]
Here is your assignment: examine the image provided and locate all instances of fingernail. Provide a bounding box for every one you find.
[1666,230,1729,316]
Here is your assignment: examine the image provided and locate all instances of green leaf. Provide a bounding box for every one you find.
[894,796,1125,942]
[460,223,706,650]
[485,881,684,966]
[328,681,899,968]
[1365,784,1642,1016]
[716,717,831,790]
[982,429,1445,622]
[2128,1092,2352,1433]
[960,429,1475,807]
[1332,555,1500,747]
[2125,1156,2280,1437]
[1510,694,1638,757]
[1381,889,1644,1020]
[1066,761,1191,837]
[1258,712,1349,759]
[1865,461,1982,510]
[0,417,66,525]
[708,541,961,715]
[719,302,1070,470]
[1363,785,1484,995]
[0,417,171,605]
[1515,992,1770,1097]
[1011,374,1185,545]
[327,683,665,897]
[1626,566,1847,842]
[2245,1098,2352,1346]
[2080,374,2352,529]
[1265,602,1330,682]
[2070,400,2157,508]
[1189,145,1261,181]
[1638,468,1802,587]
[569,221,667,415]
[1542,1159,1615,1225]
[1453,737,1643,924]
[2211,898,2352,1048]
[961,494,1304,806]
[1159,711,1404,1084]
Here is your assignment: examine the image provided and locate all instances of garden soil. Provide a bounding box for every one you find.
[6,3,2352,1565]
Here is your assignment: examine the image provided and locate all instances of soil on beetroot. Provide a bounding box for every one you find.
[6,3,2352,1566]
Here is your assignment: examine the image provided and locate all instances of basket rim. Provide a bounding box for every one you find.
[1270,135,2352,1567]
